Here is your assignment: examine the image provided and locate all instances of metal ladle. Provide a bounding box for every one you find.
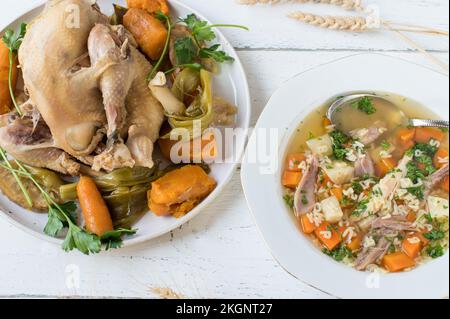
[327,94,449,130]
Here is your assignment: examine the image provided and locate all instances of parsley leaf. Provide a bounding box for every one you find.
[173,37,198,65]
[427,244,445,259]
[2,23,27,53]
[413,143,438,157]
[44,202,77,237]
[351,97,377,115]
[406,161,426,183]
[380,140,391,151]
[199,44,234,63]
[63,224,101,255]
[406,185,425,201]
[181,14,216,42]
[352,198,370,217]
[352,182,364,194]
[329,130,350,160]
[283,194,294,209]
[323,245,353,262]
[423,229,445,241]
[101,228,137,250]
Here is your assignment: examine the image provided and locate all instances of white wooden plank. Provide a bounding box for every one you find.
[0,49,447,299]
[1,0,449,51]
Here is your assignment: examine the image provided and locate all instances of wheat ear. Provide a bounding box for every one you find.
[288,12,369,31]
[237,0,364,11]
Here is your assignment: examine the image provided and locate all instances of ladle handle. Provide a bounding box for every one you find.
[409,119,449,128]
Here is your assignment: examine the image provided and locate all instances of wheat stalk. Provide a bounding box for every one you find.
[237,0,364,11]
[288,12,369,31]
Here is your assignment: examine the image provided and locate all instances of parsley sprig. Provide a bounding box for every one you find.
[1,148,135,254]
[2,23,27,116]
[172,14,248,70]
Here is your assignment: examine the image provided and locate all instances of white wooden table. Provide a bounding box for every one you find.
[0,0,448,299]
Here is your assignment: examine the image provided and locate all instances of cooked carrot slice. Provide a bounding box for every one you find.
[315,222,342,251]
[347,235,362,252]
[382,252,416,272]
[434,148,449,169]
[300,214,317,234]
[322,117,332,128]
[397,127,416,146]
[330,186,343,203]
[402,235,423,259]
[375,157,398,178]
[286,153,306,172]
[282,171,302,189]
[415,127,446,143]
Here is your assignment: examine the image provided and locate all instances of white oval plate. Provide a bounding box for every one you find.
[0,0,251,247]
[241,53,449,299]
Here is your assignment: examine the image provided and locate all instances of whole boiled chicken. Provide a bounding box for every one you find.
[0,0,164,174]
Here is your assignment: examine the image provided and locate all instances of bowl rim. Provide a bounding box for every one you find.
[0,0,252,248]
[241,52,449,299]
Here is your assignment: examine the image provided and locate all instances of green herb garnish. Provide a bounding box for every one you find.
[172,14,247,68]
[352,198,370,217]
[283,194,294,209]
[323,245,353,262]
[427,244,445,259]
[1,148,135,254]
[423,229,445,241]
[352,97,377,115]
[2,23,27,116]
[380,140,391,151]
[329,130,350,160]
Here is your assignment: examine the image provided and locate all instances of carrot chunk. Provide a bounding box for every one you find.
[375,157,398,178]
[346,235,362,252]
[285,153,306,172]
[330,186,343,203]
[300,214,317,234]
[127,0,170,15]
[77,176,114,236]
[397,127,416,146]
[382,252,416,272]
[322,117,332,128]
[282,171,302,189]
[402,235,423,259]
[434,148,449,169]
[415,127,446,143]
[315,222,342,251]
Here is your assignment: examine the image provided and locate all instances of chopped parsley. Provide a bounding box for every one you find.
[351,97,377,115]
[427,244,445,259]
[423,229,445,241]
[352,182,364,194]
[283,194,294,209]
[380,140,391,151]
[352,198,370,217]
[406,185,425,201]
[301,193,309,205]
[413,142,438,158]
[329,130,350,160]
[323,245,353,262]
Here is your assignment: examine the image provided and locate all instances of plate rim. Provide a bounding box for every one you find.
[241,52,450,299]
[0,0,252,248]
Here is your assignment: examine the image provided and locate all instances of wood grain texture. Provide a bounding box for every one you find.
[0,0,449,299]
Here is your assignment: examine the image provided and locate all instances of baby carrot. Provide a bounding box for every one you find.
[77,176,114,236]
